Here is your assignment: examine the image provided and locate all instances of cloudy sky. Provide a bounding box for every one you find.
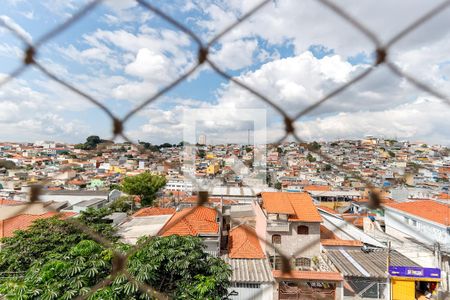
[0,0,450,145]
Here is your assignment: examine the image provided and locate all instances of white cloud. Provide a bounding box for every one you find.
[214,51,362,117]
[210,39,258,70]
[295,97,450,144]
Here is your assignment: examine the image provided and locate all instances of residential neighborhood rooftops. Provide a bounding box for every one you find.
[326,249,419,278]
[0,211,76,238]
[228,224,265,259]
[262,192,322,222]
[159,206,219,236]
[132,207,175,217]
[384,200,450,226]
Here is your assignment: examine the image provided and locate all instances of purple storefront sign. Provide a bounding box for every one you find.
[389,266,441,279]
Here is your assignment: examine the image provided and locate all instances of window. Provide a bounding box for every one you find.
[412,220,417,227]
[269,255,282,270]
[272,234,281,244]
[297,225,309,235]
[295,257,311,270]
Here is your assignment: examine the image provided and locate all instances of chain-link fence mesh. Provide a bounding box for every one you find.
[1,0,450,299]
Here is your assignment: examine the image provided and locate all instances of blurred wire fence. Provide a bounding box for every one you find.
[1,0,450,299]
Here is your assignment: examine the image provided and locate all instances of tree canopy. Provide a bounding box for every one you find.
[75,136,107,150]
[120,172,166,206]
[0,209,115,273]
[0,224,231,300]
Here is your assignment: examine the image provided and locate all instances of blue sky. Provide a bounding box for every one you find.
[0,0,450,145]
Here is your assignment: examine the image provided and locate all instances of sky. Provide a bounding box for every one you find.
[0,0,450,145]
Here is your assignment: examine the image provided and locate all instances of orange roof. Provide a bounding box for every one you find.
[320,225,362,247]
[159,206,219,236]
[320,239,363,247]
[262,192,322,222]
[341,214,372,228]
[272,270,343,281]
[0,212,76,238]
[384,200,450,226]
[0,199,23,205]
[436,193,450,200]
[228,225,265,259]
[181,196,237,205]
[132,207,175,217]
[303,185,331,192]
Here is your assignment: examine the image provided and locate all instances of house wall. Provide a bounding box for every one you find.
[266,222,321,259]
[252,200,268,253]
[228,283,273,300]
[384,209,450,247]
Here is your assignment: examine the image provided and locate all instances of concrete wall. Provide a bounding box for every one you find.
[266,222,321,259]
[252,200,268,253]
[228,283,273,300]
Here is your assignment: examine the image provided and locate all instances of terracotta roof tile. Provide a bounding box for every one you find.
[159,206,219,236]
[320,225,363,247]
[132,207,175,217]
[181,196,237,205]
[384,200,450,226]
[272,270,343,281]
[228,225,265,259]
[0,199,23,205]
[0,212,76,238]
[262,192,322,222]
[303,185,331,192]
[320,239,363,247]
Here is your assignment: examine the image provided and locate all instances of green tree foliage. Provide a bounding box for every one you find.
[197,149,206,159]
[0,240,112,300]
[120,172,166,206]
[75,136,106,150]
[274,182,282,190]
[0,209,115,273]
[1,235,231,300]
[138,141,160,152]
[0,159,16,169]
[109,236,230,300]
[309,141,321,151]
[159,143,173,149]
[306,153,316,162]
[323,164,332,171]
[77,208,117,240]
[109,196,133,213]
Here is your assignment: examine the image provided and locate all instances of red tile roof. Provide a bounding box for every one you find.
[303,185,331,192]
[228,225,265,259]
[181,196,237,205]
[159,206,219,236]
[320,225,362,247]
[262,192,322,222]
[0,199,23,205]
[384,200,450,226]
[0,212,77,238]
[273,270,343,281]
[132,207,175,217]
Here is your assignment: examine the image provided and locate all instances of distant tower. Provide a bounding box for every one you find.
[198,134,206,145]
